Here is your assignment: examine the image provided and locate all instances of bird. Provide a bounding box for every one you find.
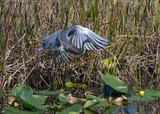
[38,25,109,62]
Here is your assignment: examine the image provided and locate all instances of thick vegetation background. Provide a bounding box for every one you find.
[0,0,160,101]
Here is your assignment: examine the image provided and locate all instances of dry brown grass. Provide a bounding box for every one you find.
[0,0,159,95]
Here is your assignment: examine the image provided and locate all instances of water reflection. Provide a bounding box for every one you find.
[116,102,157,113]
[103,84,158,113]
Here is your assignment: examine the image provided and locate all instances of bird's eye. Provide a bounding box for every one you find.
[90,41,93,43]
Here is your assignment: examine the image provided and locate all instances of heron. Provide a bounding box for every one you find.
[38,25,109,62]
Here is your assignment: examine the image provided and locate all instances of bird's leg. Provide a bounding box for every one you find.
[36,53,39,63]
[50,57,55,81]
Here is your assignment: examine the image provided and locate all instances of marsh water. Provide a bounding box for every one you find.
[110,102,158,113]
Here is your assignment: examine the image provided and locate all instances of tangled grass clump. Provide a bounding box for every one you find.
[0,0,159,100]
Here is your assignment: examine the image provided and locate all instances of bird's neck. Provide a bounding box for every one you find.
[66,39,89,55]
[73,40,88,55]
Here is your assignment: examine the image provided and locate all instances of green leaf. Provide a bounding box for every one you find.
[83,109,98,114]
[34,90,70,95]
[84,94,107,108]
[65,82,87,88]
[20,86,47,108]
[129,89,160,102]
[102,75,128,93]
[89,102,106,109]
[4,107,20,113]
[65,82,74,87]
[57,104,82,114]
[83,100,97,108]
[11,82,47,110]
[129,94,155,101]
[58,94,68,103]
[85,94,106,103]
[145,89,160,97]
[102,57,117,69]
[3,107,44,114]
[12,81,24,97]
[0,93,4,97]
[103,105,120,114]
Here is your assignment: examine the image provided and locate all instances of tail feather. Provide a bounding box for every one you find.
[37,45,43,51]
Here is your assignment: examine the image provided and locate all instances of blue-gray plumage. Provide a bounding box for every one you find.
[38,25,109,62]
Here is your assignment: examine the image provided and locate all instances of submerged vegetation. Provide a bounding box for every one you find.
[0,0,160,113]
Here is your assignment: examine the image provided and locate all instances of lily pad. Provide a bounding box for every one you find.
[12,82,47,110]
[56,104,82,114]
[12,81,24,97]
[3,106,43,114]
[40,105,63,112]
[83,109,98,114]
[89,102,107,109]
[83,100,98,108]
[85,94,106,103]
[145,89,160,97]
[129,94,155,101]
[4,106,20,113]
[84,94,107,108]
[58,94,68,103]
[129,89,160,102]
[103,105,120,114]
[102,75,128,93]
[20,86,47,108]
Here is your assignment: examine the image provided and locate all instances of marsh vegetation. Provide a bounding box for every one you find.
[0,0,160,113]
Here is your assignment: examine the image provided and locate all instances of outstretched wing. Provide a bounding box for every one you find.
[37,30,62,51]
[37,30,72,62]
[61,25,109,50]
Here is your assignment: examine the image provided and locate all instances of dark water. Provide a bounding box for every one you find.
[97,102,158,113]
[118,103,157,113]
[102,85,159,113]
